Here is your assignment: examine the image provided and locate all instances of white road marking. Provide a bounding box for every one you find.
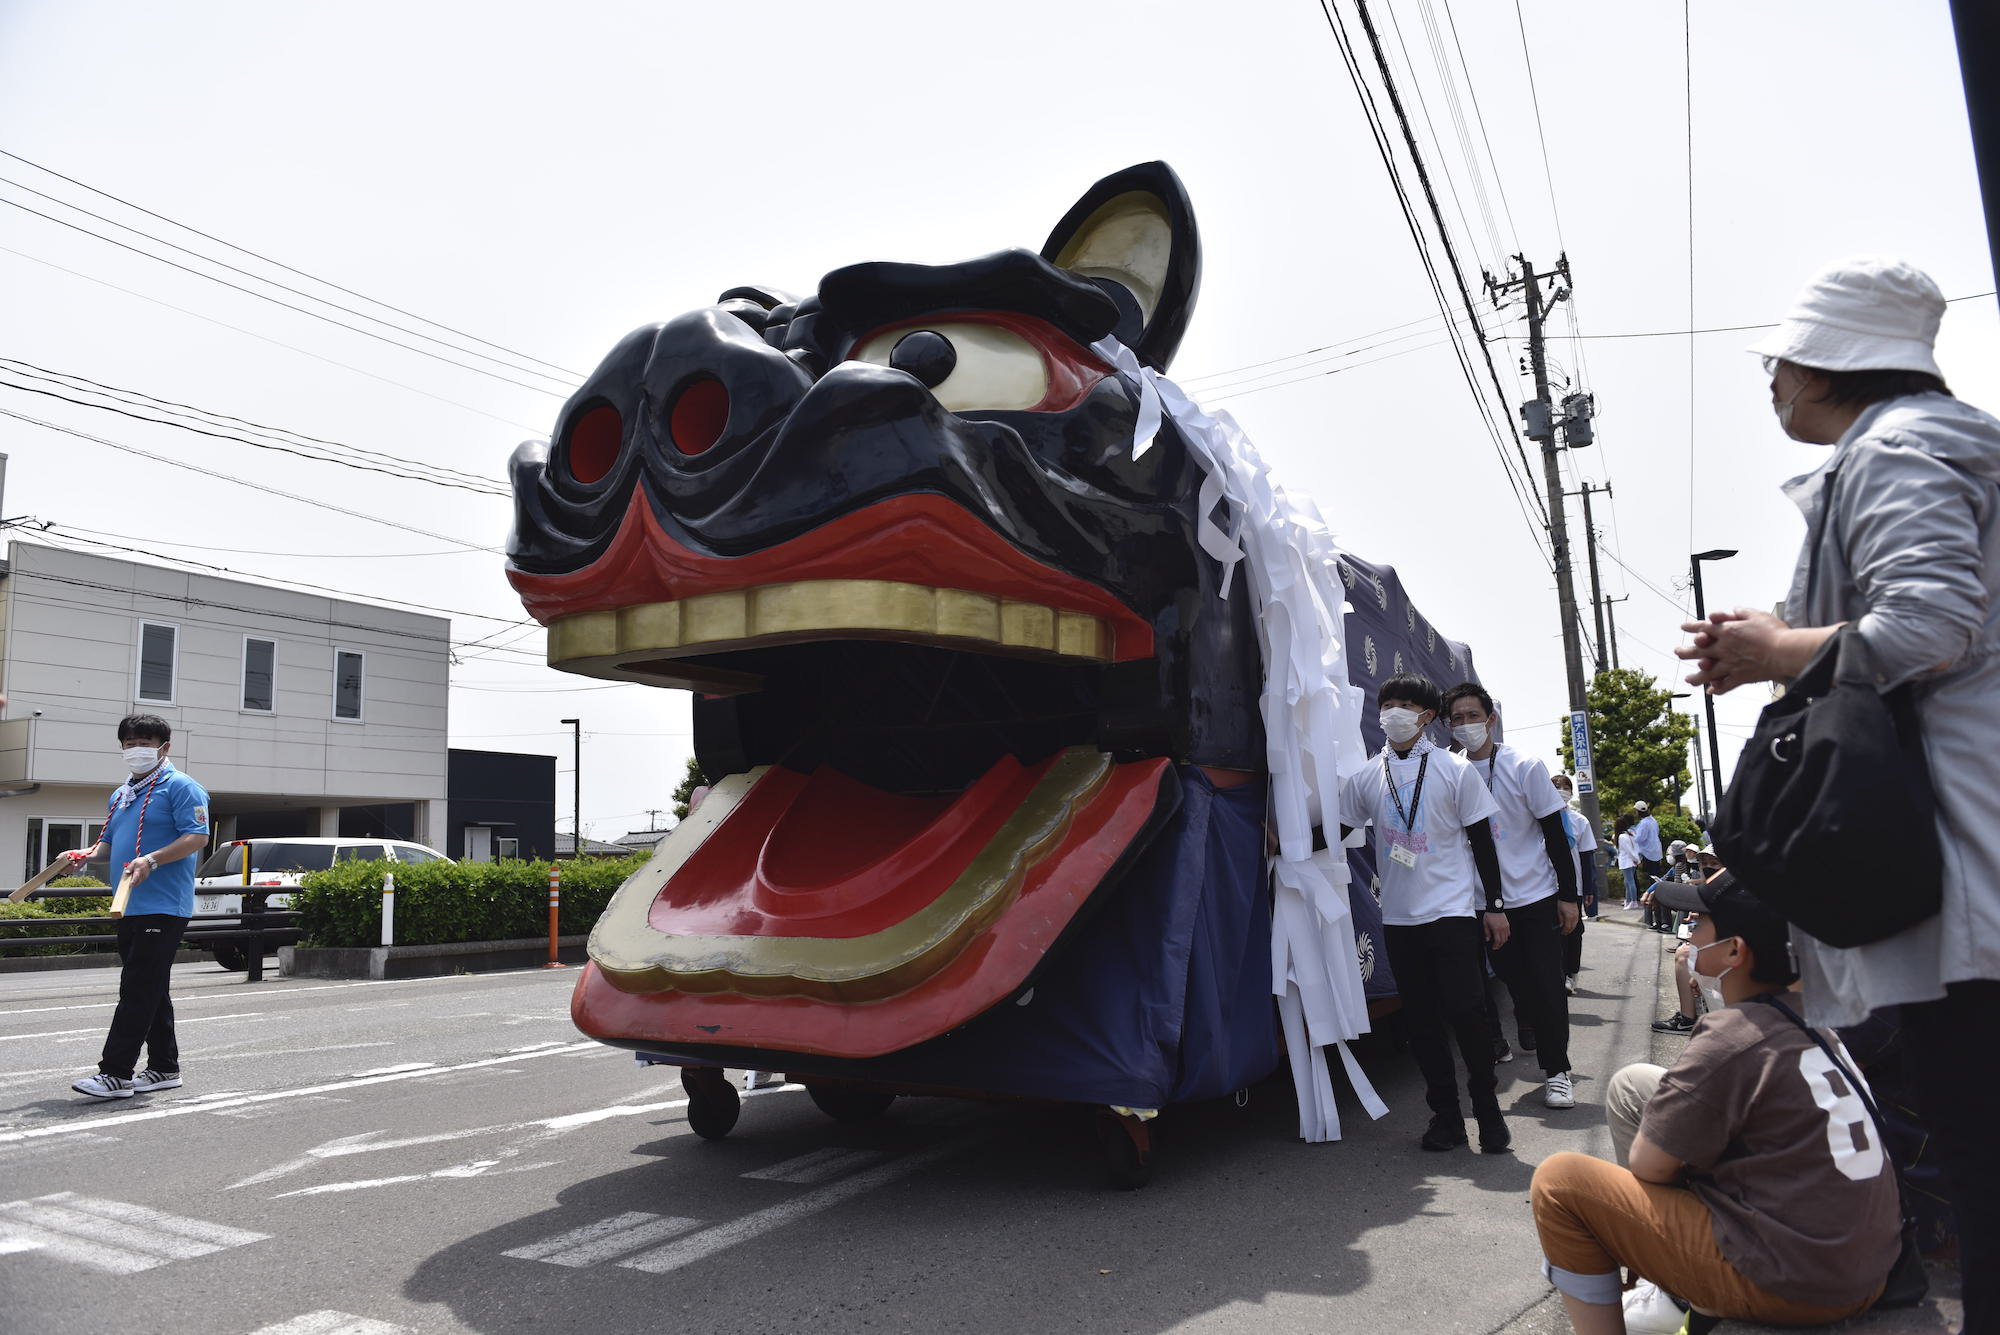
[742,1146,889,1185]
[0,1191,267,1274]
[276,1158,559,1197]
[504,1212,705,1267]
[348,1063,436,1077]
[619,1136,977,1274]
[0,967,576,1018]
[230,1125,521,1189]
[246,1311,412,1335]
[0,1236,41,1254]
[0,1041,601,1144]
[0,1012,264,1042]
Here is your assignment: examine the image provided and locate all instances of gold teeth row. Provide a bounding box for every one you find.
[547,579,1112,664]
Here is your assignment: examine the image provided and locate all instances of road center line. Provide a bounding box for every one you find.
[0,967,577,1018]
[0,1013,264,1042]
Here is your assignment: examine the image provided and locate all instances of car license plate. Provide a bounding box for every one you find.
[197,896,221,914]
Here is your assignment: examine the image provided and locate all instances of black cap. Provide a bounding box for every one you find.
[1653,871,1795,971]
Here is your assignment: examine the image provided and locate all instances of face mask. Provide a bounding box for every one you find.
[1380,707,1424,745]
[1688,935,1735,984]
[1773,376,1808,439]
[1450,722,1488,753]
[122,745,160,775]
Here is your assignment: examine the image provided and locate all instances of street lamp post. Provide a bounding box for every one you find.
[559,718,581,857]
[1689,550,1737,808]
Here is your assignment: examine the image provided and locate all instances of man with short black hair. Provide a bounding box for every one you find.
[1442,683,1582,1110]
[60,715,211,1099]
[1339,673,1514,1153]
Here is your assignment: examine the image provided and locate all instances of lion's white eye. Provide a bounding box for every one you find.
[853,321,1049,412]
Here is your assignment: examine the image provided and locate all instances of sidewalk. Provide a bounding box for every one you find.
[1494,909,1963,1334]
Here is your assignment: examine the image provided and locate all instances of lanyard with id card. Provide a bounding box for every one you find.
[1384,751,1429,867]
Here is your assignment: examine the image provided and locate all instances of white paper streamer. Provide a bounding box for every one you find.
[1094,339,1385,1142]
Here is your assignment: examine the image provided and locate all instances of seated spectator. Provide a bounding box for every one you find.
[1530,873,1900,1331]
[1649,935,1705,1035]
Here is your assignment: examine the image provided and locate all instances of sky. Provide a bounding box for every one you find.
[0,0,1992,840]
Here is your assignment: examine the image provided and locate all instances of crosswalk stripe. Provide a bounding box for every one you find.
[502,1212,704,1267]
[42,1191,268,1246]
[741,1146,888,1185]
[619,1135,974,1274]
[247,1313,412,1335]
[0,1192,268,1274]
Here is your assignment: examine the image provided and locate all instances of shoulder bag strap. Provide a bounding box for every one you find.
[1803,465,1842,615]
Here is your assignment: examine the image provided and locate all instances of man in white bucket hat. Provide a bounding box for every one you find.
[1679,255,2000,1328]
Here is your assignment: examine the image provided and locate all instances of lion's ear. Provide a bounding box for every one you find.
[1041,162,1200,372]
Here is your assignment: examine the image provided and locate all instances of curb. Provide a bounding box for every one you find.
[280,935,591,980]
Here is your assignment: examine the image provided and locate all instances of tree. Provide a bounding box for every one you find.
[1558,669,1698,837]
[670,754,708,822]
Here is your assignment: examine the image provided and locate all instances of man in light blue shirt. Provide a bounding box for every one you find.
[62,715,211,1100]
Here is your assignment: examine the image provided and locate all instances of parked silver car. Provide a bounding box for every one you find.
[193,837,452,969]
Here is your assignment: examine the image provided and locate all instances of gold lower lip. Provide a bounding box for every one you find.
[587,747,1113,1001]
[546,579,1111,691]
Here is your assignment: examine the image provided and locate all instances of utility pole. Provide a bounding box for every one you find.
[1604,595,1630,671]
[1486,253,1606,889]
[1566,481,1613,675]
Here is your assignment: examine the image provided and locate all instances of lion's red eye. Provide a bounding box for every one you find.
[670,378,730,456]
[565,403,621,484]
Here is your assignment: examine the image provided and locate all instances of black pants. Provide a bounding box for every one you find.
[98,914,187,1079]
[1488,896,1571,1076]
[1640,859,1669,929]
[1901,980,2000,1332]
[1384,917,1497,1118]
[1562,913,1584,978]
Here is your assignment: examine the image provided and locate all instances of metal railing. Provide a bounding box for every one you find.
[0,886,300,982]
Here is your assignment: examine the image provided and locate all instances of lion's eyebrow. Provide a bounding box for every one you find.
[815,249,1120,351]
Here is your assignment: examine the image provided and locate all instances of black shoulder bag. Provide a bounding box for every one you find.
[1752,994,1928,1309]
[1710,468,1943,947]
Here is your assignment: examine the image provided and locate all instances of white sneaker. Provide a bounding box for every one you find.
[1543,1070,1576,1109]
[1563,974,1579,995]
[133,1069,182,1093]
[71,1072,135,1100]
[1622,1279,1688,1333]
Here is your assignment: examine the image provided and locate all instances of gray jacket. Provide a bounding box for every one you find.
[1781,392,2000,1027]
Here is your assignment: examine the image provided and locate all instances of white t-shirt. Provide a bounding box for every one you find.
[1339,738,1500,926]
[1461,744,1567,908]
[1617,831,1640,869]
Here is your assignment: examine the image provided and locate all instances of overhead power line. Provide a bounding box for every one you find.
[0,173,576,390]
[0,369,509,497]
[0,194,571,399]
[0,359,508,495]
[0,242,549,434]
[1320,0,1552,554]
[0,408,501,553]
[0,147,584,379]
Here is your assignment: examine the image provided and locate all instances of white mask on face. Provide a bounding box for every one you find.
[122,745,160,776]
[1450,722,1489,753]
[1688,939,1736,1011]
[1380,707,1424,745]
[1773,375,1809,440]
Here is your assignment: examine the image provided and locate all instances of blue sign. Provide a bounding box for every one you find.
[1569,710,1595,794]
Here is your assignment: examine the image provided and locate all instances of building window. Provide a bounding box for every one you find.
[25,818,106,881]
[334,649,365,720]
[136,621,178,704]
[242,637,276,712]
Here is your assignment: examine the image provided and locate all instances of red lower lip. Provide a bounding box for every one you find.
[570,754,1173,1058]
[509,492,1154,661]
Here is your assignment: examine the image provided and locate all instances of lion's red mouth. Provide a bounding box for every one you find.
[571,749,1175,1058]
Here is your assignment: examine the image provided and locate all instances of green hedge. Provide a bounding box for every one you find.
[291,856,649,949]
[0,877,115,957]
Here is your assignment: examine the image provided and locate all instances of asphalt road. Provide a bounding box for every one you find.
[0,917,1746,1334]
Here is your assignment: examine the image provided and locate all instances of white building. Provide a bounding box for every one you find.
[0,541,449,878]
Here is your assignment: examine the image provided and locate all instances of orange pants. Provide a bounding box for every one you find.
[1531,1151,1880,1323]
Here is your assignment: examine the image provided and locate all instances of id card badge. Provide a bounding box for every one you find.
[1389,843,1418,868]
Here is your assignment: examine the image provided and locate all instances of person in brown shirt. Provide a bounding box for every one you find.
[1529,872,1900,1331]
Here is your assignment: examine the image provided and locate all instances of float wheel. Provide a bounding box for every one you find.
[806,1083,897,1122]
[680,1067,741,1140]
